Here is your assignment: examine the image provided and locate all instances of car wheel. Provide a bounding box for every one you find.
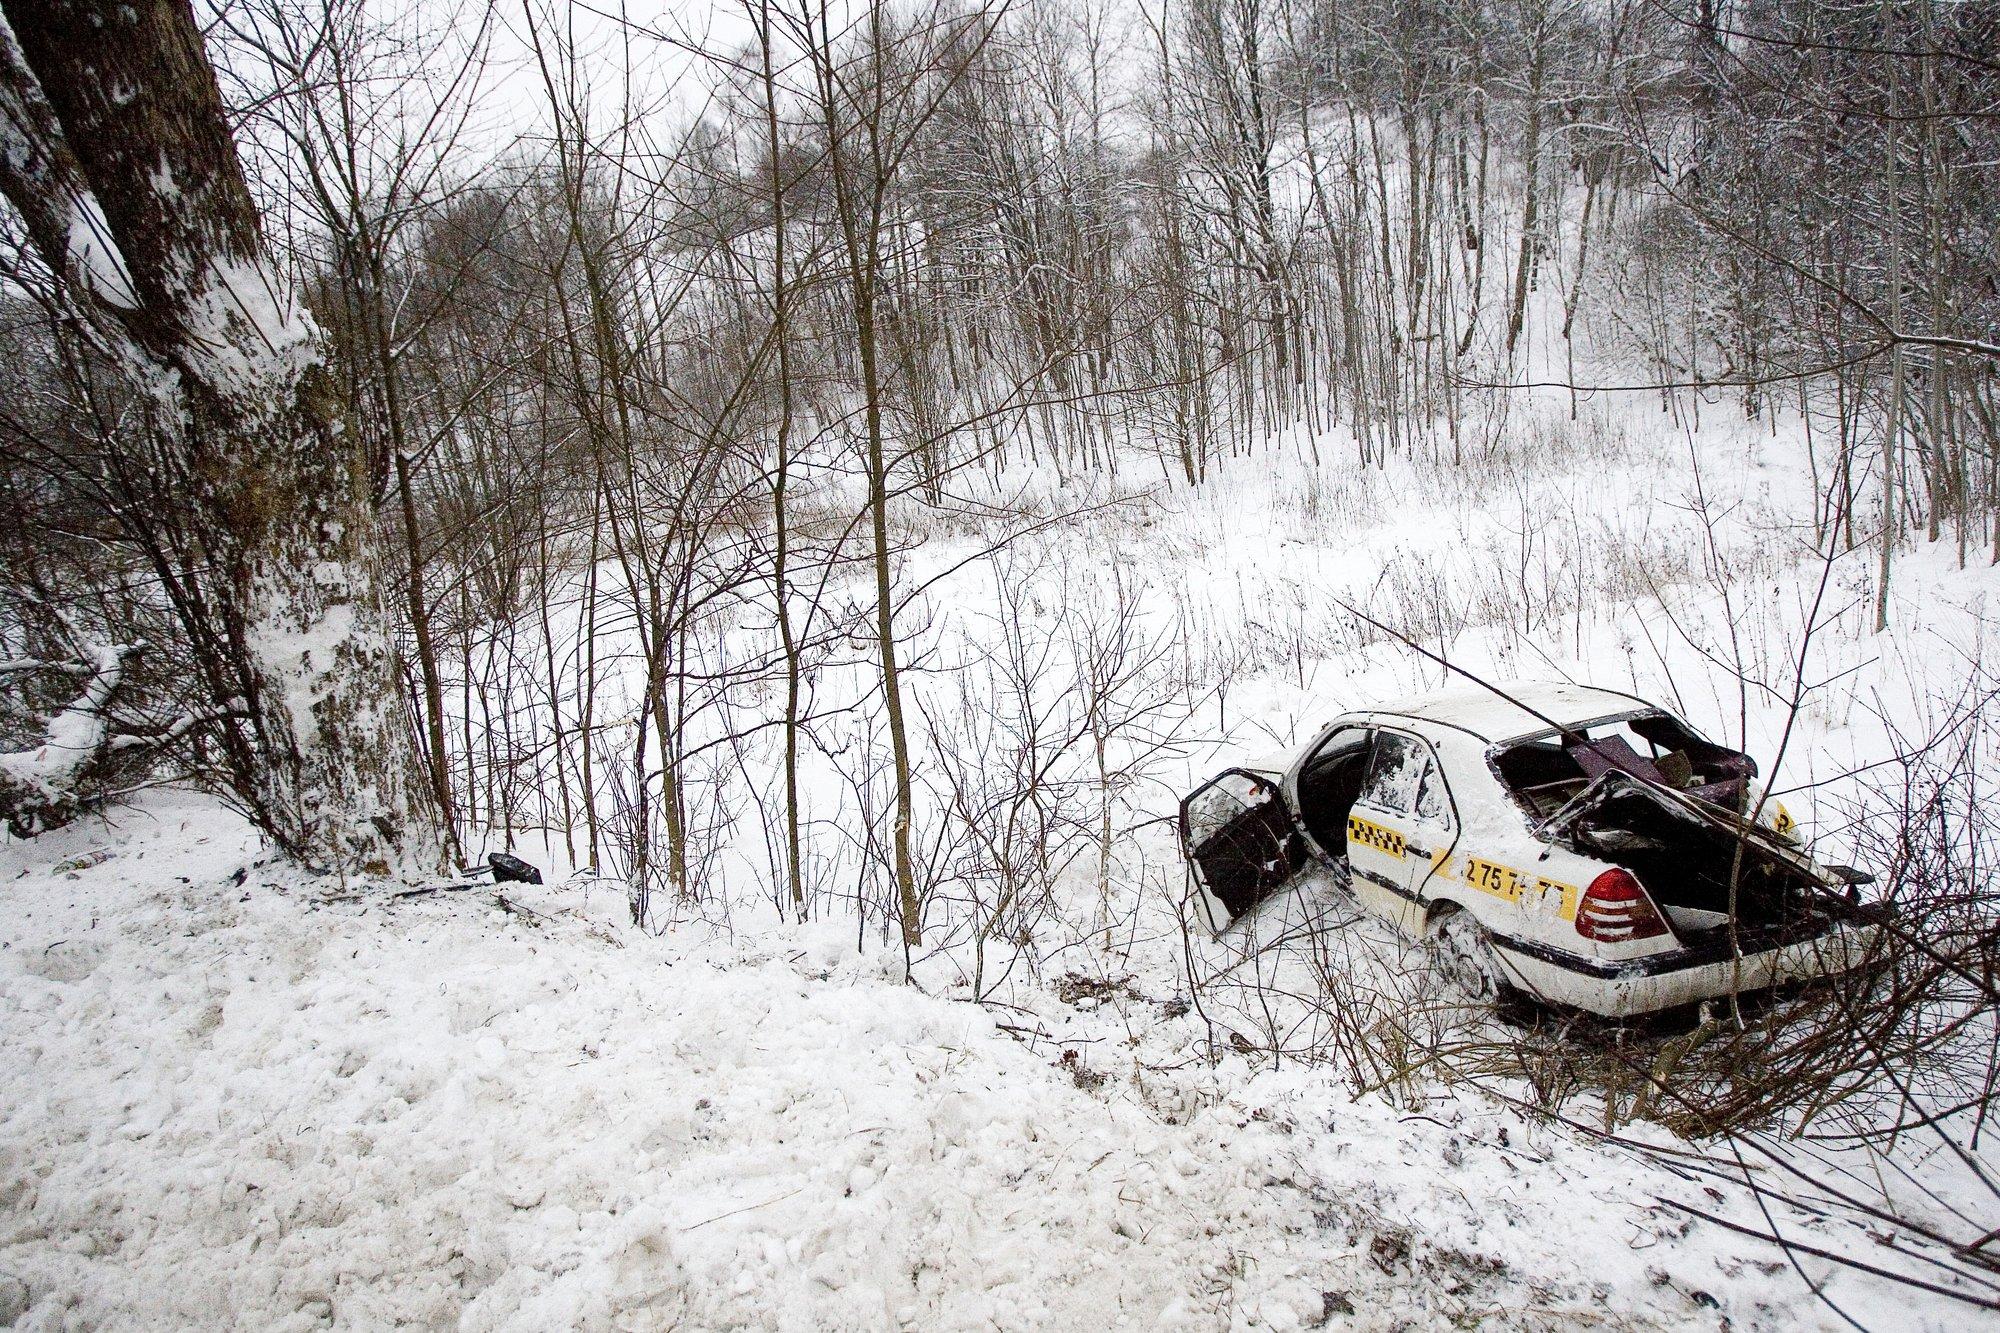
[1429,909,1503,1004]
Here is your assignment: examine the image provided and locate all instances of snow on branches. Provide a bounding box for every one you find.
[0,643,135,837]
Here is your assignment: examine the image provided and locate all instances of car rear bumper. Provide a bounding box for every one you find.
[1490,919,1883,1018]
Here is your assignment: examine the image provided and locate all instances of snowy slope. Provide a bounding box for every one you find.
[5,394,1998,1333]
[3,791,1987,1331]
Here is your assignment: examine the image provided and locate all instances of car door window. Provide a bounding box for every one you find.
[1184,771,1271,846]
[1358,731,1427,815]
[1413,755,1454,831]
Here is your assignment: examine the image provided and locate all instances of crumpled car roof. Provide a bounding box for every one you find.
[1362,680,1656,743]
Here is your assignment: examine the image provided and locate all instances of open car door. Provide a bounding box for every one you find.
[1180,769,1304,933]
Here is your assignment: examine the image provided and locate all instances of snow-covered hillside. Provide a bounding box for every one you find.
[6,398,2000,1330]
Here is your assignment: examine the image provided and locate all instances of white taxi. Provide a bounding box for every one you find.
[1178,682,1883,1018]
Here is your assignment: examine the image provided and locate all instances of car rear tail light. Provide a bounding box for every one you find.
[1576,868,1670,942]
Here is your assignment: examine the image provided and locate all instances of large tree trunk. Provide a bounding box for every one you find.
[0,0,435,876]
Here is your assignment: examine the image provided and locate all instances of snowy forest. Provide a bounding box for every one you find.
[2,0,1999,1327]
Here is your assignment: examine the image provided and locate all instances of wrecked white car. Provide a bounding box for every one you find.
[1179,682,1884,1018]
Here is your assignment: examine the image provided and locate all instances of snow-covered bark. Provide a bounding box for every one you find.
[0,1,435,876]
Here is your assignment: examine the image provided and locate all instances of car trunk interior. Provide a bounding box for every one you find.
[1538,775,1839,945]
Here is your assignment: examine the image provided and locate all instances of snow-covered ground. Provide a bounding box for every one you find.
[2,787,1991,1330]
[4,399,1999,1330]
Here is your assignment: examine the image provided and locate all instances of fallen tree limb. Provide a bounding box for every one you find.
[0,643,137,837]
[1658,1197,2000,1313]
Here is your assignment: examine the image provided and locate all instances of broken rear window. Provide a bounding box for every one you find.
[1490,711,1755,821]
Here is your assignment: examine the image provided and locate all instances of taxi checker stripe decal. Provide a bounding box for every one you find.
[1347,815,1405,858]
